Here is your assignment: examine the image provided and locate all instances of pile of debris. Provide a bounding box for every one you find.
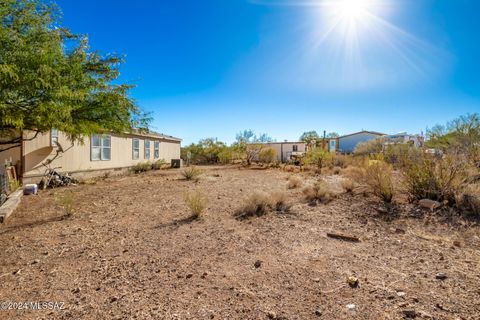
[40,168,78,189]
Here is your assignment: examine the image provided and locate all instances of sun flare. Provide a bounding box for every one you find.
[333,0,372,22]
[330,0,371,22]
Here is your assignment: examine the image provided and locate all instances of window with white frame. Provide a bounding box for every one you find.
[293,145,298,152]
[91,135,111,161]
[51,128,59,146]
[144,139,151,159]
[154,141,160,159]
[132,138,140,160]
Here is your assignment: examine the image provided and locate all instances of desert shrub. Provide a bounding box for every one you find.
[341,178,355,193]
[457,183,480,215]
[383,144,413,168]
[218,148,233,164]
[302,148,333,169]
[364,162,395,203]
[342,165,366,182]
[56,191,75,217]
[287,175,303,189]
[182,138,231,164]
[152,159,167,170]
[354,138,386,155]
[181,166,203,181]
[235,190,292,219]
[332,154,349,168]
[184,190,208,219]
[333,166,342,175]
[132,162,152,173]
[302,181,336,205]
[258,147,277,164]
[234,191,271,219]
[403,154,468,203]
[270,191,291,213]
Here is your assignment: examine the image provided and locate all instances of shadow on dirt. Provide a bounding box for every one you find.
[154,215,199,229]
[0,215,68,235]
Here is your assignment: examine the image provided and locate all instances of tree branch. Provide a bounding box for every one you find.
[0,130,41,145]
[0,144,21,153]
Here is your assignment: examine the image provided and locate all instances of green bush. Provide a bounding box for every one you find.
[354,138,385,156]
[403,154,468,204]
[365,162,395,203]
[258,147,277,164]
[152,159,167,170]
[132,162,152,173]
[218,148,233,164]
[301,148,333,169]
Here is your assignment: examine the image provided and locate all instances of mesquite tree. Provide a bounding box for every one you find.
[0,0,150,152]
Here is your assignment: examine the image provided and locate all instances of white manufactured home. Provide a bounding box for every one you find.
[0,130,181,184]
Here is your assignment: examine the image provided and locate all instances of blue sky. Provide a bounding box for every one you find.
[56,0,480,144]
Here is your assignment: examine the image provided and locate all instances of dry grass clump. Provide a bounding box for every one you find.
[234,191,271,219]
[181,166,203,181]
[56,191,76,217]
[270,191,291,213]
[287,175,303,189]
[302,181,336,205]
[342,165,366,181]
[341,178,355,194]
[235,190,292,219]
[184,190,208,219]
[332,154,350,168]
[365,162,395,203]
[333,166,342,175]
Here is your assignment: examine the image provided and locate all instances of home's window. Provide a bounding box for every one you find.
[154,141,160,159]
[132,138,140,160]
[91,135,111,161]
[293,145,298,152]
[51,128,59,146]
[144,139,151,159]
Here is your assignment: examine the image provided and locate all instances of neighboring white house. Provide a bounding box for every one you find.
[259,142,307,162]
[383,132,425,148]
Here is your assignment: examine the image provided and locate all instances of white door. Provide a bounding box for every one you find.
[329,140,337,152]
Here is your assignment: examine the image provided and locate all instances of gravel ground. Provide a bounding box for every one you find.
[0,166,479,320]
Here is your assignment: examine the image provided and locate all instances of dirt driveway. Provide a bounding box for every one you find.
[0,166,479,319]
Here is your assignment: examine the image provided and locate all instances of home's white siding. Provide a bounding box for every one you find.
[0,130,181,183]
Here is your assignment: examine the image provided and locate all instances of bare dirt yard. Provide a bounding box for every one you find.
[0,166,479,319]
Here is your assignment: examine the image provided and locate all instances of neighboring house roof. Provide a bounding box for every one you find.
[260,141,306,145]
[339,131,386,139]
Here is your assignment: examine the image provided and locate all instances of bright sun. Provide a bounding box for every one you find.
[334,0,371,21]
